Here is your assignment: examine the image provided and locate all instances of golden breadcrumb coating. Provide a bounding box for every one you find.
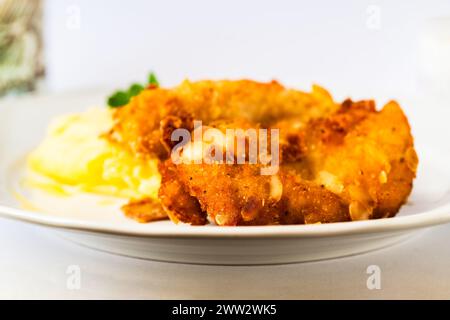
[122,198,168,223]
[107,80,338,158]
[156,99,417,225]
[108,79,417,225]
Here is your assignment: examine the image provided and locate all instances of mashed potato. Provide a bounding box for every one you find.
[28,108,161,200]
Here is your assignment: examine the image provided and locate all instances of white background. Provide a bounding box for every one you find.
[43,0,450,102]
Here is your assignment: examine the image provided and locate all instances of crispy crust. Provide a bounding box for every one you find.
[122,198,168,223]
[107,80,338,159]
[158,161,207,225]
[108,80,417,225]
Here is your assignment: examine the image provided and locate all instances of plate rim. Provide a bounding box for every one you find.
[1,90,449,239]
[1,201,450,239]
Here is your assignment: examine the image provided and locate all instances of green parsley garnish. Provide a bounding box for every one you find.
[148,72,159,87]
[128,83,144,97]
[107,72,159,108]
[107,91,130,108]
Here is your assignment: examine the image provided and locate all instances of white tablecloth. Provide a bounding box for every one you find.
[0,218,449,299]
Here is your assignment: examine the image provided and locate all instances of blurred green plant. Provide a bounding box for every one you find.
[0,0,44,96]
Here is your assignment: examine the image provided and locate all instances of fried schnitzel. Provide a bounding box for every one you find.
[156,99,417,225]
[108,80,417,225]
[107,80,338,158]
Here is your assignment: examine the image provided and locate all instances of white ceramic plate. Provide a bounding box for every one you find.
[0,91,449,265]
